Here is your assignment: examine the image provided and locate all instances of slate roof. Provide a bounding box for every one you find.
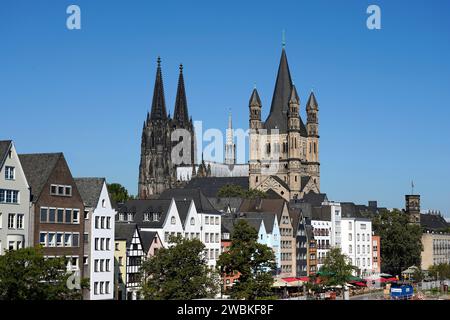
[184,177,249,197]
[301,192,328,207]
[420,213,449,231]
[241,212,277,233]
[115,222,138,246]
[175,200,191,226]
[239,198,287,223]
[173,64,190,127]
[74,177,105,208]
[300,176,311,192]
[311,206,331,221]
[140,231,159,253]
[159,188,219,214]
[207,197,243,213]
[117,199,172,228]
[0,140,12,169]
[271,175,290,191]
[264,48,292,133]
[18,153,63,201]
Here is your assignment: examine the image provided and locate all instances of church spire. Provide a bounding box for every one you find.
[173,63,190,127]
[264,47,293,132]
[150,56,168,120]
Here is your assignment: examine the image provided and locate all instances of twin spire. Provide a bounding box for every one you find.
[149,57,190,125]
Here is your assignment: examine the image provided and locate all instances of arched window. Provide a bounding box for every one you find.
[190,217,195,225]
[171,216,176,225]
[314,142,317,154]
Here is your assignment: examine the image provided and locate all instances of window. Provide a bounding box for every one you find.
[210,233,214,243]
[143,213,150,222]
[357,233,360,241]
[57,233,64,246]
[84,210,89,220]
[102,199,106,208]
[215,217,219,225]
[362,234,365,241]
[205,216,209,225]
[65,186,72,196]
[0,189,19,204]
[127,213,133,221]
[0,212,2,228]
[73,210,79,223]
[190,217,195,225]
[205,233,209,243]
[100,238,105,250]
[49,209,56,223]
[57,209,64,223]
[215,233,219,243]
[106,217,111,229]
[48,233,56,247]
[83,256,88,265]
[5,166,15,180]
[65,233,72,247]
[171,216,176,225]
[118,256,123,266]
[349,245,352,254]
[115,243,119,251]
[106,238,110,251]
[95,216,99,229]
[94,282,98,295]
[152,212,161,222]
[106,259,110,272]
[361,224,366,230]
[72,233,79,247]
[8,214,15,229]
[348,233,352,241]
[40,233,47,246]
[119,213,125,221]
[65,209,72,223]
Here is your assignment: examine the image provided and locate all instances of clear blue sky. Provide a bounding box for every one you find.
[1,0,449,217]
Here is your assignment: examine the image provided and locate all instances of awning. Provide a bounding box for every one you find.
[354,282,367,287]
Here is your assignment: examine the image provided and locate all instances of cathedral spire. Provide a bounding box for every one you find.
[264,47,293,132]
[150,56,168,120]
[173,63,190,127]
[306,91,318,111]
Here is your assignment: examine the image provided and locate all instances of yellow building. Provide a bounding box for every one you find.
[114,239,127,300]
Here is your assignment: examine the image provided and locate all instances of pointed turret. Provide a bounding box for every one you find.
[264,48,293,132]
[289,84,300,105]
[249,88,262,107]
[249,87,262,130]
[306,91,318,111]
[150,57,168,120]
[173,64,190,127]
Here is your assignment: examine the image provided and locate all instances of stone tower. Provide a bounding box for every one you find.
[138,58,195,198]
[248,46,320,200]
[405,194,421,224]
[224,112,236,165]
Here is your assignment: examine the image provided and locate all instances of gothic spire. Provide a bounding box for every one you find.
[173,63,190,127]
[249,88,262,107]
[265,48,293,132]
[306,91,318,111]
[289,84,300,105]
[150,56,168,120]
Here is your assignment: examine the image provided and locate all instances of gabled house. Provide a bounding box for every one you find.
[239,198,296,277]
[75,177,116,300]
[140,231,163,257]
[159,188,222,268]
[18,153,85,275]
[0,140,31,254]
[114,223,145,300]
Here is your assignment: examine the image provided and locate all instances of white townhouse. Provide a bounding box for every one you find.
[75,178,116,300]
[340,217,373,277]
[311,201,342,270]
[159,188,222,268]
[0,140,31,254]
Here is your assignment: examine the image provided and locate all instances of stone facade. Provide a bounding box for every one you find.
[248,47,320,200]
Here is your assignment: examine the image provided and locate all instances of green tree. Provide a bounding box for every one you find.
[372,209,423,276]
[217,184,266,199]
[428,263,450,281]
[107,183,133,203]
[140,236,219,300]
[319,247,357,288]
[217,220,276,300]
[0,247,85,300]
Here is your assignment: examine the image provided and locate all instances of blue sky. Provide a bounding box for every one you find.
[1,0,449,217]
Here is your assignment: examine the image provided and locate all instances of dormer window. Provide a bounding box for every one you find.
[143,213,150,222]
[127,213,133,222]
[152,212,161,222]
[119,213,125,221]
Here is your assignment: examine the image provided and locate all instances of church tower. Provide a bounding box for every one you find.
[306,91,320,189]
[139,58,196,198]
[248,43,320,200]
[139,57,172,198]
[225,112,236,165]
